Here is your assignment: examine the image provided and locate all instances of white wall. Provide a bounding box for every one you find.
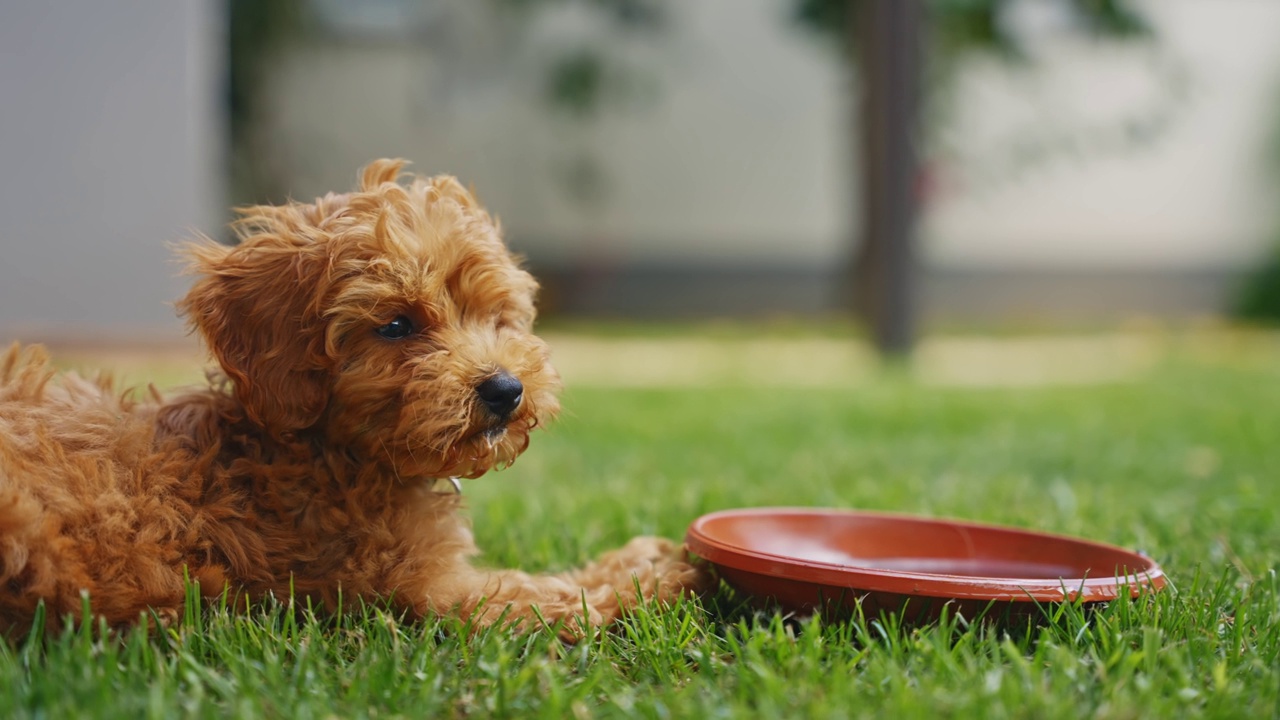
[0,0,224,341]
[2,0,1274,334]
[263,0,850,265]
[924,0,1280,270]
[262,0,1280,278]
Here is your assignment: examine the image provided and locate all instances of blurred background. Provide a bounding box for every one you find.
[1,0,1279,355]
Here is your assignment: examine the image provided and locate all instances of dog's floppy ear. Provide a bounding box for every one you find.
[178,211,334,437]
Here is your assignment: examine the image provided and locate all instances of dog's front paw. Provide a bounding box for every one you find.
[594,536,716,605]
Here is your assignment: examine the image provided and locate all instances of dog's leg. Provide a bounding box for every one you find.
[562,535,711,618]
[429,537,710,639]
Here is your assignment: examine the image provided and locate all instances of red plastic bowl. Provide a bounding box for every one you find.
[685,508,1167,622]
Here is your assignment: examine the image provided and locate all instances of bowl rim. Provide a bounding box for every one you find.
[685,507,1167,603]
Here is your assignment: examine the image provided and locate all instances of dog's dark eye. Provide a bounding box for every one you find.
[375,315,415,340]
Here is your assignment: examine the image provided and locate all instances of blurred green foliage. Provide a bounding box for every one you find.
[509,0,1152,120]
[1235,83,1280,323]
[793,0,1147,58]
[1236,252,1280,322]
[494,0,666,120]
[228,0,1156,202]
[228,0,303,205]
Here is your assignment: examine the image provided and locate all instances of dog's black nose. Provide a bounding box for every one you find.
[476,371,524,419]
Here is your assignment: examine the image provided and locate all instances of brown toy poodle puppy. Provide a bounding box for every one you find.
[0,159,707,638]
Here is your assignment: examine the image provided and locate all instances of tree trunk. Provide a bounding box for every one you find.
[851,0,923,356]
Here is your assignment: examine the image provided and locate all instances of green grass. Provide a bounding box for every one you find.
[5,333,1280,718]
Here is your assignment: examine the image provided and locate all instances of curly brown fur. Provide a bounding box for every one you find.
[0,160,708,639]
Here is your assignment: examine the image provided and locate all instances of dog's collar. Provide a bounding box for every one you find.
[430,477,463,495]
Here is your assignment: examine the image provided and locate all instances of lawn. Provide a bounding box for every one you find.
[4,329,1279,718]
